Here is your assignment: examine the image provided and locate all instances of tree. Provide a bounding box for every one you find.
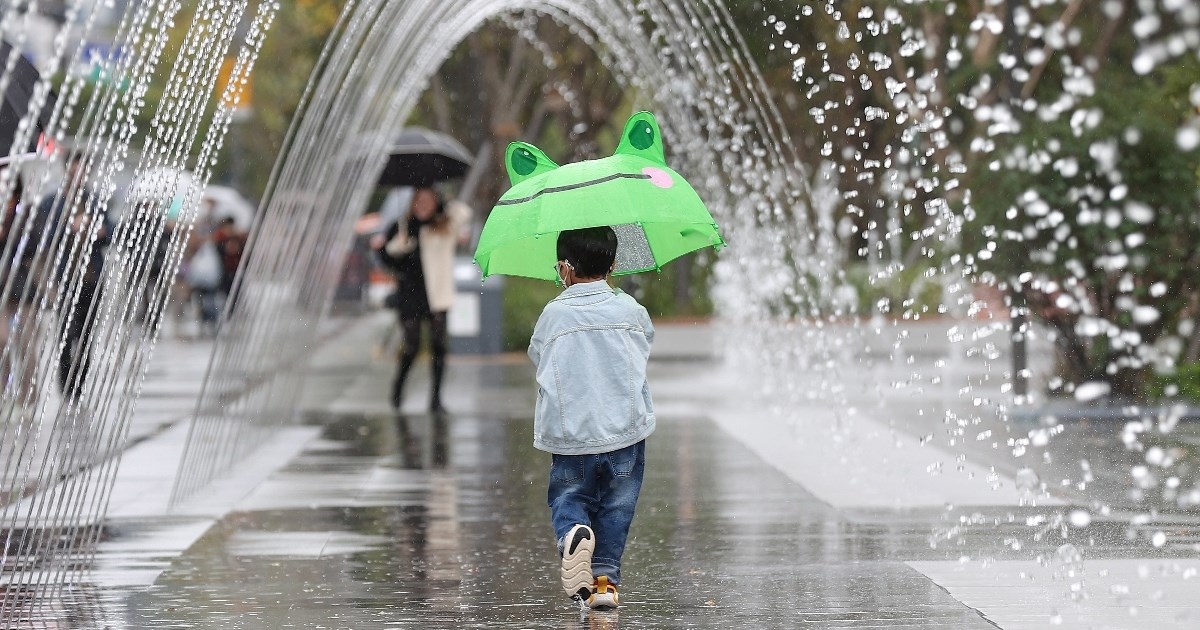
[411,13,628,216]
[724,1,1200,398]
[215,0,345,197]
[972,58,1200,398]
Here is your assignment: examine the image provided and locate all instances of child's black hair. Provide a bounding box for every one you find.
[557,226,618,278]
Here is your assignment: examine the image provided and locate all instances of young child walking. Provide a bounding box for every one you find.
[528,226,656,610]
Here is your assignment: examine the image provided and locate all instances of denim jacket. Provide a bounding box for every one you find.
[528,280,656,455]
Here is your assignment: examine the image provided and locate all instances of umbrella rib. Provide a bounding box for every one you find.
[495,173,651,206]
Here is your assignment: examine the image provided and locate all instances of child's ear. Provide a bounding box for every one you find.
[505,142,559,186]
[614,111,666,165]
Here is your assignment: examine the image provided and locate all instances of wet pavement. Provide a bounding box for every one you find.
[117,413,995,627]
[9,312,1200,628]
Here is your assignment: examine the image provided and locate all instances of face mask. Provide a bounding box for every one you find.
[555,260,574,287]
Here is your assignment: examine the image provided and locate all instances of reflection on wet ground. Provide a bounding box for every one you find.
[13,318,1198,627]
[91,407,996,628]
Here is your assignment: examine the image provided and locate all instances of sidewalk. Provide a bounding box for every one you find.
[0,334,212,504]
[11,312,1200,628]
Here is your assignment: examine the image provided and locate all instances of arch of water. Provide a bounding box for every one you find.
[0,0,849,616]
[170,0,848,503]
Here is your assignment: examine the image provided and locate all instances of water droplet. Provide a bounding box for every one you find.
[1074,381,1111,402]
[1177,127,1200,151]
[1054,543,1085,598]
[1016,467,1040,504]
[1132,52,1155,75]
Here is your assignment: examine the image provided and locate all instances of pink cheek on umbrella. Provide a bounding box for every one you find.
[642,167,673,189]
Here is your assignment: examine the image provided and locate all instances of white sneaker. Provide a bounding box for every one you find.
[586,575,619,609]
[560,524,595,600]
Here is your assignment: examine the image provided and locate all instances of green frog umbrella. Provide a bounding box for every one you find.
[474,111,725,281]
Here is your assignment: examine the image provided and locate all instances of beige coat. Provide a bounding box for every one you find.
[384,200,472,312]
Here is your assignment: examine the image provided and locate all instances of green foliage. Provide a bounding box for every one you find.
[621,255,715,320]
[972,61,1200,301]
[969,57,1200,395]
[216,0,346,195]
[1153,362,1200,403]
[501,277,560,353]
[842,263,944,319]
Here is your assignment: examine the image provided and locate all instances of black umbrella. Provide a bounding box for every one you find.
[0,41,56,163]
[377,127,473,188]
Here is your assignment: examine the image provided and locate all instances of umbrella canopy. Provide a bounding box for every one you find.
[201,185,255,230]
[378,127,473,188]
[126,167,195,221]
[474,111,724,281]
[0,41,56,163]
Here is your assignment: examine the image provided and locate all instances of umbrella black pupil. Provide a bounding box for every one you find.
[629,120,655,150]
[512,149,538,176]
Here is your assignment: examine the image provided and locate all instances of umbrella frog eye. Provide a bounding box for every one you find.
[511,148,539,176]
[629,119,655,150]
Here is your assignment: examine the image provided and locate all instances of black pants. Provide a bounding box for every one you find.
[60,283,99,401]
[392,311,447,408]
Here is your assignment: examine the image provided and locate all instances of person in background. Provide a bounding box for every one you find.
[212,215,247,314]
[184,215,222,338]
[0,174,37,402]
[36,152,113,402]
[136,195,180,333]
[166,199,206,339]
[371,187,470,412]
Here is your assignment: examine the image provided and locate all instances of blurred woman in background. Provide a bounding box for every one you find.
[372,187,470,412]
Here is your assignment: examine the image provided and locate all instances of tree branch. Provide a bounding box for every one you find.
[1091,0,1131,67]
[1020,0,1086,100]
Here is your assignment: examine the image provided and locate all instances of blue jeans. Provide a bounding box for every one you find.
[548,440,646,585]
